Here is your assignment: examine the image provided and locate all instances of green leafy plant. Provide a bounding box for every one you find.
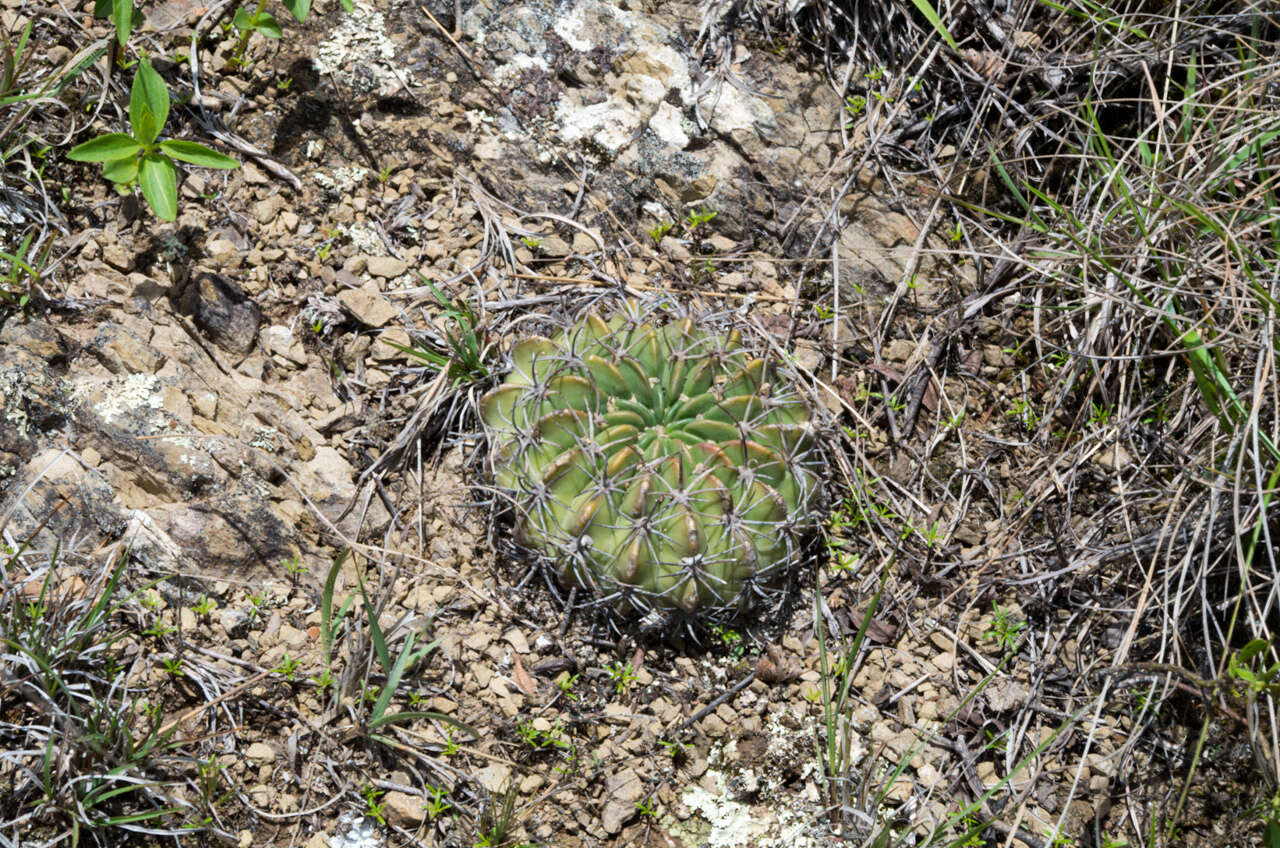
[984,603,1027,654]
[658,738,692,760]
[555,671,579,702]
[683,206,717,230]
[424,783,451,820]
[92,0,142,48]
[474,782,520,848]
[606,661,637,694]
[711,624,745,659]
[67,56,238,220]
[227,0,352,66]
[648,219,674,243]
[479,302,823,620]
[275,654,300,681]
[361,783,386,825]
[0,545,193,839]
[516,718,571,751]
[1227,638,1280,700]
[318,551,479,746]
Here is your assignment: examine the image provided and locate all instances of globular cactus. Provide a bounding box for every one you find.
[480,302,823,620]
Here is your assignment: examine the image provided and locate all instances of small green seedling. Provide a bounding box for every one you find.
[275,654,300,680]
[555,671,580,702]
[658,738,693,760]
[67,57,238,220]
[361,784,386,824]
[606,661,637,694]
[229,0,352,66]
[423,783,451,820]
[648,219,674,243]
[683,206,717,230]
[711,624,745,660]
[984,603,1027,654]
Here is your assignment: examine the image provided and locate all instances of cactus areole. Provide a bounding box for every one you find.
[480,304,823,619]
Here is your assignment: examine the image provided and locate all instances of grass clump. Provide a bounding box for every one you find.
[0,540,203,844]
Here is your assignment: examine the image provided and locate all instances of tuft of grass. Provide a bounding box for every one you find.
[389,276,494,385]
[0,537,209,844]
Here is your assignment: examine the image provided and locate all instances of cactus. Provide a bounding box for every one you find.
[480,302,823,619]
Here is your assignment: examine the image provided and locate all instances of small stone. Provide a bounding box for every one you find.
[190,390,218,419]
[383,791,424,828]
[371,328,411,361]
[701,714,727,737]
[179,272,260,354]
[242,162,268,184]
[366,255,408,278]
[601,768,643,835]
[279,624,309,651]
[102,239,131,271]
[253,195,283,224]
[338,283,398,328]
[205,238,241,268]
[280,211,299,231]
[245,742,275,762]
[475,763,511,794]
[502,628,530,653]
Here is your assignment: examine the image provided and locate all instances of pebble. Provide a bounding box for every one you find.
[245,742,275,762]
[366,255,408,278]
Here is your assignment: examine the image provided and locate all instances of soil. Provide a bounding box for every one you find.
[0,0,1263,846]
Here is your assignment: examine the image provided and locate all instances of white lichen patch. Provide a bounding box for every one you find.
[314,1,405,96]
[679,780,764,847]
[249,427,281,453]
[493,53,551,84]
[85,373,164,424]
[345,224,385,256]
[314,166,369,197]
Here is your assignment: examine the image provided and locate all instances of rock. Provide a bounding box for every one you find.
[338,283,398,328]
[253,195,284,225]
[101,238,131,271]
[144,492,297,576]
[85,322,165,374]
[0,450,127,555]
[365,255,408,278]
[371,328,410,361]
[245,742,275,762]
[0,342,72,467]
[205,238,241,268]
[177,273,261,354]
[475,763,511,794]
[601,768,643,835]
[383,791,424,828]
[0,320,70,363]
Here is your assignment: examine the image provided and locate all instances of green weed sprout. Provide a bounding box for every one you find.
[67,57,238,220]
[229,0,352,66]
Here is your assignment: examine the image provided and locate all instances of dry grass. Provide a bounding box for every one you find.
[700,0,1280,843]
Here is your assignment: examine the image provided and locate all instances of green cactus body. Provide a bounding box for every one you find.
[480,304,822,617]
